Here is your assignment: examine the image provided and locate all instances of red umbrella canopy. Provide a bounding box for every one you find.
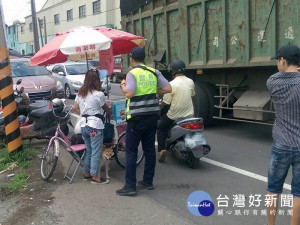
[30,33,68,66]
[30,26,145,66]
[89,27,144,56]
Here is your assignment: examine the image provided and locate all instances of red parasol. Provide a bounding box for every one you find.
[30,26,145,66]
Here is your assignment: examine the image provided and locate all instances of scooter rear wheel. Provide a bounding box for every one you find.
[187,153,200,169]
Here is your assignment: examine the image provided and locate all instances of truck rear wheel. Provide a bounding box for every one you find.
[198,82,218,126]
[194,83,218,126]
[112,74,118,83]
[193,84,209,124]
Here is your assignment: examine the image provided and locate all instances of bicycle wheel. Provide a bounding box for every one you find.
[40,139,58,181]
[114,131,144,169]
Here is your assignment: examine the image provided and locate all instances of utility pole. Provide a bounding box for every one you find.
[30,0,39,53]
[38,18,44,47]
[44,16,47,44]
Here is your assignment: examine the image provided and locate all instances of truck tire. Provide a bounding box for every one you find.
[112,74,118,83]
[193,84,209,124]
[198,82,218,126]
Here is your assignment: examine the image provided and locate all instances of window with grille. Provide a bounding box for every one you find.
[67,9,73,21]
[54,14,60,24]
[93,0,100,14]
[79,5,86,18]
[29,23,32,32]
[21,26,24,33]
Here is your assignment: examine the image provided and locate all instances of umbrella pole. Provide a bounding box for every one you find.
[106,74,109,99]
[85,52,89,70]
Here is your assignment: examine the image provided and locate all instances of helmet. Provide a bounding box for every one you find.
[169,60,186,73]
[18,115,26,124]
[52,98,64,114]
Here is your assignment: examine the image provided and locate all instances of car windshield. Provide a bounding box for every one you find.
[89,60,99,67]
[11,61,50,77]
[65,64,94,75]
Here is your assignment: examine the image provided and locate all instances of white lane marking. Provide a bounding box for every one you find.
[200,157,291,191]
[154,141,291,191]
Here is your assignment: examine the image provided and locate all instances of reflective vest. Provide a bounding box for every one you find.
[125,64,160,121]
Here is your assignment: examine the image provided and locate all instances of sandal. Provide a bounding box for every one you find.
[91,178,102,184]
[101,178,109,184]
[83,175,92,181]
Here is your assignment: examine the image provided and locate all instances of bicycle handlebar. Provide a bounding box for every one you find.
[52,105,74,120]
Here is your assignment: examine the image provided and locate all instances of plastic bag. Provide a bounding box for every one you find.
[184,133,206,149]
[74,116,82,134]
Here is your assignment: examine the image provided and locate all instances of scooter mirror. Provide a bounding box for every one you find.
[99,70,107,80]
[20,87,24,94]
[16,79,22,85]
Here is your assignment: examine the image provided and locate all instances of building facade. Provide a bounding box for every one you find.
[7,0,121,55]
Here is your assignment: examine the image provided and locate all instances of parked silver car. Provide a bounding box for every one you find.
[51,62,111,98]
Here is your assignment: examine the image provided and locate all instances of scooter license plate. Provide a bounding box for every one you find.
[184,133,206,149]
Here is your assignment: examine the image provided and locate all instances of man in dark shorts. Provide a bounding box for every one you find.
[266,44,300,225]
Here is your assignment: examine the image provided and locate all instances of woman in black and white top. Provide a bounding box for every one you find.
[73,69,111,184]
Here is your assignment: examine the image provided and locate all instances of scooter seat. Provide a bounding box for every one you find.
[30,107,52,119]
[28,100,50,112]
[172,117,198,126]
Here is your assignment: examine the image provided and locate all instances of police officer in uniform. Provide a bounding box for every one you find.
[116,47,172,196]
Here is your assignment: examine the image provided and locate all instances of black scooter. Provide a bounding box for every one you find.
[0,79,69,142]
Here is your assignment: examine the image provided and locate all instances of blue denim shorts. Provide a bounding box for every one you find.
[267,141,300,197]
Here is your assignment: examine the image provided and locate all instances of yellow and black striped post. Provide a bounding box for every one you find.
[0,2,22,153]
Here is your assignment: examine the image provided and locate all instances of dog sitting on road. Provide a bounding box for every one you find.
[98,120,118,184]
[98,144,114,183]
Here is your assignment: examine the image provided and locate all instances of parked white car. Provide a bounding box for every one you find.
[50,62,111,98]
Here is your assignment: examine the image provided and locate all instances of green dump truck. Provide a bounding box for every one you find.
[120,0,299,125]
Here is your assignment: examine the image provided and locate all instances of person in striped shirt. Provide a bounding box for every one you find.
[266,44,300,225]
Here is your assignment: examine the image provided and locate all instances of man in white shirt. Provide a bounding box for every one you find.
[157,60,195,162]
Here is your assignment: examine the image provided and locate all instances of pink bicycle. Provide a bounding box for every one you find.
[40,99,83,181]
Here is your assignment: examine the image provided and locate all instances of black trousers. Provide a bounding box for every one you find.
[125,115,158,190]
[157,115,174,152]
